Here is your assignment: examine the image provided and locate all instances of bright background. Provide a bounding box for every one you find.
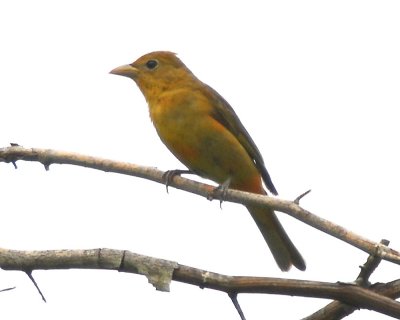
[1,1,400,319]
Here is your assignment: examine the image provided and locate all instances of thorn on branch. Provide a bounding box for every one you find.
[25,270,47,302]
[294,189,311,204]
[228,292,246,320]
[0,286,16,293]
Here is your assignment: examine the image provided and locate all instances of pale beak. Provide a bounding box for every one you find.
[109,64,138,78]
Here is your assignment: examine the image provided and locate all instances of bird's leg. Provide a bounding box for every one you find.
[162,169,195,193]
[208,177,231,208]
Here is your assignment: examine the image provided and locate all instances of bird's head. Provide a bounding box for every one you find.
[110,51,195,101]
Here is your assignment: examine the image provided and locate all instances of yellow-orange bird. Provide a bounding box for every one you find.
[110,51,305,271]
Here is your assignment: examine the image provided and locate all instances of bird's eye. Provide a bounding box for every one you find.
[146,59,158,70]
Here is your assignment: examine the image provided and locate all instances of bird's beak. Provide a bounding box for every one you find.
[109,64,138,78]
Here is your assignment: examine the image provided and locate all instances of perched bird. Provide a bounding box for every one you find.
[110,51,305,271]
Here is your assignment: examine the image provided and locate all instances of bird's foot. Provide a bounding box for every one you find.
[162,169,194,193]
[208,177,231,208]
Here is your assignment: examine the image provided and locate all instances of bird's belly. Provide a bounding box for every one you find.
[151,104,261,189]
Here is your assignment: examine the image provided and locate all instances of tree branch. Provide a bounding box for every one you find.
[1,247,400,318]
[1,145,400,267]
[304,239,393,320]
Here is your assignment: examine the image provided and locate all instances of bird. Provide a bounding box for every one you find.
[110,51,305,271]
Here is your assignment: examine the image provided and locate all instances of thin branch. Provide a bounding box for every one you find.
[356,239,390,286]
[1,146,400,266]
[1,247,400,318]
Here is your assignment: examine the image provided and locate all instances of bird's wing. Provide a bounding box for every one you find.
[203,84,278,195]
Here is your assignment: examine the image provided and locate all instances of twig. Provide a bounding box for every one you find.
[0,286,16,293]
[356,239,390,286]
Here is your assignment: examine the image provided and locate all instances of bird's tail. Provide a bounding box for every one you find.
[247,204,306,271]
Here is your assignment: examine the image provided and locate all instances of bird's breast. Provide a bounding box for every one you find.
[148,92,206,163]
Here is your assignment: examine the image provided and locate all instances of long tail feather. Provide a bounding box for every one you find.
[247,205,306,271]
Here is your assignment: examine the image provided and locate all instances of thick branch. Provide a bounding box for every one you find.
[1,247,400,318]
[1,145,400,266]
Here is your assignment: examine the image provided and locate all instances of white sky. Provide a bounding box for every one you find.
[1,1,400,319]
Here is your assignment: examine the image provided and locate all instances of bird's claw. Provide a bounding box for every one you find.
[162,169,194,193]
[208,178,231,208]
